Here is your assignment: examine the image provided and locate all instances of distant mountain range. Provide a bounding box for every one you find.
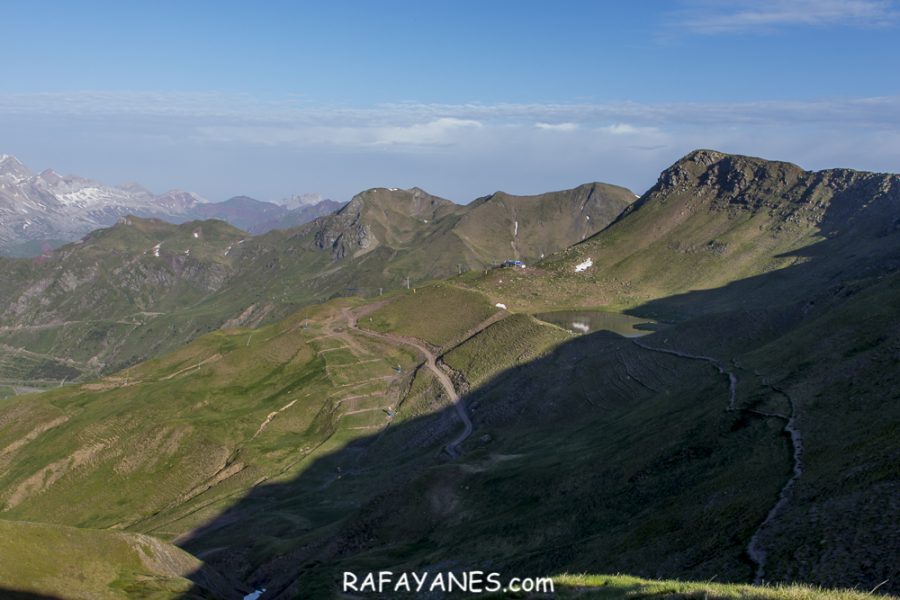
[0,181,634,380]
[188,195,343,235]
[1,150,897,599]
[0,154,340,256]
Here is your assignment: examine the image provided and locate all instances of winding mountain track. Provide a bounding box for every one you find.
[343,307,472,458]
[631,340,737,409]
[632,339,804,582]
[745,384,805,584]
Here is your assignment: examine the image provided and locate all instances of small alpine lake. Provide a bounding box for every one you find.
[533,310,662,337]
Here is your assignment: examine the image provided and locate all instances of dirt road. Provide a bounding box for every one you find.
[342,307,472,458]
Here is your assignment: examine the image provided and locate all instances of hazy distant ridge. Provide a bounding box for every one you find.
[0,154,337,255]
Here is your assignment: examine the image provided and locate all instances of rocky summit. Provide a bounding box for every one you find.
[0,150,897,599]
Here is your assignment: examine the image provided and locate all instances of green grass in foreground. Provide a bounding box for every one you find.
[0,519,219,599]
[540,574,895,600]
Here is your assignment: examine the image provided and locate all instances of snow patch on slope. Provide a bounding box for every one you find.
[574,258,593,272]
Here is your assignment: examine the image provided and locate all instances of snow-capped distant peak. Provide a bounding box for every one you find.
[0,154,33,180]
[0,156,215,255]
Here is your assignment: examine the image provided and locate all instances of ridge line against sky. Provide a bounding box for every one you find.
[1,0,898,202]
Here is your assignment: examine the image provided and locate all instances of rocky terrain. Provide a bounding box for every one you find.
[0,182,634,383]
[0,150,896,599]
[0,154,338,256]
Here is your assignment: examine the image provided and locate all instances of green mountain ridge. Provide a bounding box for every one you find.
[0,150,897,598]
[0,183,633,383]
[469,149,900,315]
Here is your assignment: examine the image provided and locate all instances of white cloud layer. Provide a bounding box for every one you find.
[673,0,898,34]
[535,122,579,131]
[1,91,898,202]
[2,92,898,130]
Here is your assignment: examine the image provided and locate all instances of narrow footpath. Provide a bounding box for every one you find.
[632,339,805,582]
[745,384,805,584]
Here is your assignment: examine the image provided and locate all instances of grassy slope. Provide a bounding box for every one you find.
[443,313,571,387]
[467,150,900,318]
[0,298,421,538]
[0,217,243,324]
[2,273,896,596]
[0,217,247,382]
[451,183,636,263]
[0,519,224,600]
[315,332,786,586]
[155,265,804,595]
[0,183,632,385]
[546,574,894,600]
[731,272,900,589]
[364,283,498,347]
[1,151,897,597]
[259,152,897,594]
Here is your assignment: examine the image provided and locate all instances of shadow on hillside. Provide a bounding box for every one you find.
[173,184,900,600]
[0,591,66,600]
[170,325,793,597]
[625,174,900,323]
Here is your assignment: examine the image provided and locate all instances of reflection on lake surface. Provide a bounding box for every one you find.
[533,310,659,337]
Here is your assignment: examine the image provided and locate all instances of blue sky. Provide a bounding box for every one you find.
[2,0,899,202]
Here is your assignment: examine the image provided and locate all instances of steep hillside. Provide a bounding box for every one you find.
[3,272,895,597]
[0,183,631,382]
[2,150,895,597]
[307,183,634,266]
[0,519,232,599]
[217,184,633,304]
[0,294,501,596]
[0,218,247,382]
[1,285,895,598]
[455,182,635,262]
[163,152,899,596]
[470,150,900,316]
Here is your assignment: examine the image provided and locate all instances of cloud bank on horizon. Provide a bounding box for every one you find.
[1,0,898,203]
[3,92,897,203]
